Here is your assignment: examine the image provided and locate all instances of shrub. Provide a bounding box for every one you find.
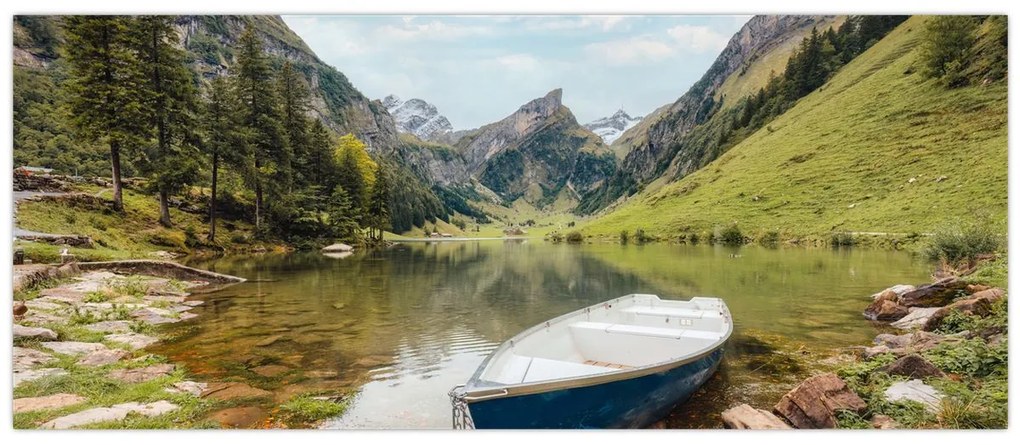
[565,231,584,244]
[923,220,1002,266]
[759,230,780,248]
[689,232,700,245]
[830,231,856,247]
[451,217,467,231]
[920,16,978,87]
[619,230,629,244]
[279,394,349,425]
[82,291,110,303]
[633,228,651,244]
[717,224,744,246]
[547,232,564,243]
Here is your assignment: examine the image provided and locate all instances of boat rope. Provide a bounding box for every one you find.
[448,384,475,430]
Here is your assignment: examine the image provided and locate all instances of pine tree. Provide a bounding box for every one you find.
[201,76,245,242]
[62,16,146,212]
[305,120,336,193]
[277,61,310,189]
[327,185,359,242]
[234,25,288,233]
[367,166,392,241]
[135,15,201,227]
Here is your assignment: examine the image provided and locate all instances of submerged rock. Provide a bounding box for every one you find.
[773,373,867,429]
[721,404,791,429]
[200,382,272,401]
[884,380,943,413]
[209,406,268,428]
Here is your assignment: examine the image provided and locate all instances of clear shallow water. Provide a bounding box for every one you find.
[153,241,931,429]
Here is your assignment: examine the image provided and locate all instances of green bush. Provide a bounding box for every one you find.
[717,224,744,246]
[923,220,1002,265]
[633,228,651,244]
[619,230,629,244]
[565,231,584,244]
[758,230,780,248]
[830,231,856,247]
[279,394,349,425]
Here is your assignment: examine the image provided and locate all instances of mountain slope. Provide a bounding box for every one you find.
[382,95,454,141]
[581,15,839,212]
[453,89,616,206]
[583,16,1007,238]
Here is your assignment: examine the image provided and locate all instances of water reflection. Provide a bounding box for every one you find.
[152,241,929,429]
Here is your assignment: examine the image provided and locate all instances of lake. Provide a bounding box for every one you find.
[153,240,932,429]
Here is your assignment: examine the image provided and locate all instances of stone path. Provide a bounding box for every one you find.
[12,269,216,429]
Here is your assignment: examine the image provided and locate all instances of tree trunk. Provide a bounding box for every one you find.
[158,186,172,227]
[110,140,124,212]
[255,178,263,233]
[208,154,218,242]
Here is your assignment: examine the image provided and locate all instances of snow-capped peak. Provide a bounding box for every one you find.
[382,94,453,142]
[584,109,643,145]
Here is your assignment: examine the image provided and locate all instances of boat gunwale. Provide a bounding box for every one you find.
[462,294,733,402]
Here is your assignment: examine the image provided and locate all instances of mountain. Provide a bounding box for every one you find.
[381,94,454,142]
[584,16,1007,238]
[452,89,616,206]
[579,15,843,213]
[584,110,643,148]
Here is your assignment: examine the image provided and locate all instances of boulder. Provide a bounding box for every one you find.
[965,284,990,294]
[879,354,945,379]
[108,364,175,383]
[13,393,86,413]
[721,404,791,429]
[870,289,900,303]
[884,380,943,413]
[922,289,1004,331]
[200,382,272,401]
[887,284,917,296]
[13,324,58,341]
[77,349,128,367]
[891,307,941,330]
[874,333,912,349]
[41,341,107,356]
[862,345,895,359]
[321,243,353,253]
[898,277,968,307]
[773,373,867,428]
[864,300,908,321]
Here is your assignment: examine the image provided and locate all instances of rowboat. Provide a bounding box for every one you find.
[449,294,732,429]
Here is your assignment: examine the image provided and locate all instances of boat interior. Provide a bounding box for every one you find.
[477,295,730,386]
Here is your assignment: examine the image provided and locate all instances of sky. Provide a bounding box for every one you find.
[282,15,752,130]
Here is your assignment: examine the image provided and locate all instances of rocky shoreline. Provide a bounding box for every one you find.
[719,259,1008,430]
[12,261,345,429]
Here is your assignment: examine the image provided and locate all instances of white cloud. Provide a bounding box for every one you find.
[666,25,730,54]
[584,36,674,66]
[376,20,491,41]
[524,16,630,32]
[493,53,540,72]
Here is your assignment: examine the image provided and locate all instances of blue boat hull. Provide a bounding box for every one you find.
[466,347,724,429]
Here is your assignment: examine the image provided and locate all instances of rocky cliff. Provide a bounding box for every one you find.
[452,89,616,205]
[382,95,454,142]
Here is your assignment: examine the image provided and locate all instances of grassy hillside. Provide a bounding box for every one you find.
[583,16,1006,241]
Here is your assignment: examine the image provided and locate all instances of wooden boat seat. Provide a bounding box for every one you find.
[622,306,721,319]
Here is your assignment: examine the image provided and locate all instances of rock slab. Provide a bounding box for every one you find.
[41,341,107,356]
[891,307,941,330]
[13,324,58,341]
[899,277,967,307]
[200,382,272,401]
[884,379,943,413]
[41,401,178,429]
[105,333,159,350]
[108,364,175,383]
[773,373,867,429]
[721,404,791,429]
[77,349,129,367]
[13,393,86,413]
